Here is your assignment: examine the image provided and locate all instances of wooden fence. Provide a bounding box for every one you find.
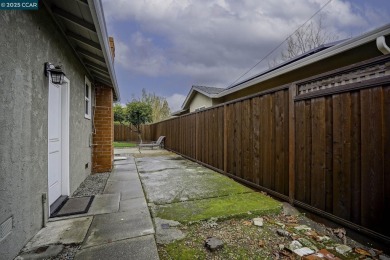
[147,55,390,242]
[114,124,152,142]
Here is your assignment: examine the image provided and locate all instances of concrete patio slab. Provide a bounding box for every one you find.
[113,161,135,166]
[83,211,154,248]
[75,235,159,260]
[137,166,253,204]
[114,148,139,155]
[119,197,148,212]
[23,217,93,251]
[113,164,138,172]
[109,171,139,181]
[121,188,146,201]
[152,192,282,223]
[103,180,142,194]
[88,194,120,215]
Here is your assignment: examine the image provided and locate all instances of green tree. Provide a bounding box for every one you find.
[113,101,152,143]
[113,103,126,124]
[141,88,171,122]
[125,101,152,143]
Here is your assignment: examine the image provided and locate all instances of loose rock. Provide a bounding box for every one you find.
[253,217,263,227]
[289,240,303,251]
[204,237,224,252]
[293,247,315,257]
[294,225,312,231]
[335,244,352,255]
[276,229,290,237]
[276,222,286,228]
[298,237,318,251]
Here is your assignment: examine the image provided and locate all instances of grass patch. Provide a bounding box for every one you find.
[113,141,137,148]
[154,192,282,223]
[162,240,206,260]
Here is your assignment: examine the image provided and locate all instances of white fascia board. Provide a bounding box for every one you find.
[88,0,120,101]
[181,87,196,110]
[217,23,390,98]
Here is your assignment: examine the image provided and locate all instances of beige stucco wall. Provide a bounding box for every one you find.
[189,93,213,112]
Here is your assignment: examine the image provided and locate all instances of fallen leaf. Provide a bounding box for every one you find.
[286,216,298,223]
[354,248,371,256]
[332,228,347,244]
[305,230,319,237]
[259,240,265,247]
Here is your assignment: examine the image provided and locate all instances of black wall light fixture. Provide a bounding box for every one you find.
[45,62,65,84]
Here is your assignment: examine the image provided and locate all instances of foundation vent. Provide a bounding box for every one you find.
[0,216,13,242]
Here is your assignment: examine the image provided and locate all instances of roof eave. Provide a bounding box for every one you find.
[181,86,217,110]
[88,0,120,101]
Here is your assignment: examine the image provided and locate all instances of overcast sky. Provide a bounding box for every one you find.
[101,0,390,111]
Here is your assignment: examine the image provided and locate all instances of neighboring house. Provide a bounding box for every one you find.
[172,85,224,116]
[0,1,119,259]
[175,24,390,115]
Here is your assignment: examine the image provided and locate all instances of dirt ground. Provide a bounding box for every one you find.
[157,208,387,260]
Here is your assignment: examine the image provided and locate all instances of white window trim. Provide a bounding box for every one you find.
[85,76,91,119]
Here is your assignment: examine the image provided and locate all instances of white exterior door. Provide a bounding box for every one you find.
[48,79,63,206]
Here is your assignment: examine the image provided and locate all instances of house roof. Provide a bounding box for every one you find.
[215,23,390,98]
[43,0,120,101]
[193,86,225,95]
[225,40,345,91]
[179,85,224,111]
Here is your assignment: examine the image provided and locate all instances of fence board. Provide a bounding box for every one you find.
[384,86,390,236]
[274,90,287,195]
[332,93,351,219]
[234,102,242,178]
[350,91,361,225]
[325,97,333,214]
[252,97,260,185]
[360,87,384,233]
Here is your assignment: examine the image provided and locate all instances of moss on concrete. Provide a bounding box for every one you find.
[154,192,282,223]
[139,163,255,204]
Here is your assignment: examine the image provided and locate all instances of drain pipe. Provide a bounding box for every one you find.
[376,36,390,54]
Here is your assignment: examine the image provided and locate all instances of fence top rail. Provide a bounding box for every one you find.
[295,54,390,86]
[154,84,290,125]
[295,74,390,101]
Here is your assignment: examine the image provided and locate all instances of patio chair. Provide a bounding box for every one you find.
[138,136,165,149]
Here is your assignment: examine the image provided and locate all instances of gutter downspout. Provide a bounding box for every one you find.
[376,36,390,54]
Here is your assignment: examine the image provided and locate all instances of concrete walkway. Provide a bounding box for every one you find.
[19,153,159,260]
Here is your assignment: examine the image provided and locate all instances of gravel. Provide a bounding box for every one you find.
[72,172,110,197]
[45,244,80,260]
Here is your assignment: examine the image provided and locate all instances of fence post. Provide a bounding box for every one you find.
[224,104,228,173]
[195,113,199,161]
[288,84,297,204]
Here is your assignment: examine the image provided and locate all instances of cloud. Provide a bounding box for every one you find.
[103,0,389,88]
[115,32,167,76]
[166,93,186,111]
